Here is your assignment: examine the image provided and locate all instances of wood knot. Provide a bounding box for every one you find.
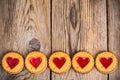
[70,3,77,29]
[29,38,40,51]
[30,4,34,11]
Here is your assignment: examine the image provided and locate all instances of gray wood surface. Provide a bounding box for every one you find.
[0,0,50,80]
[0,0,119,80]
[52,0,107,80]
[108,0,120,80]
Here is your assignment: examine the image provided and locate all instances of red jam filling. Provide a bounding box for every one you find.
[53,57,66,69]
[7,57,19,69]
[30,57,42,68]
[76,57,90,68]
[100,57,113,68]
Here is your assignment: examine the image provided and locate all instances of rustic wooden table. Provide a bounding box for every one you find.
[0,0,120,80]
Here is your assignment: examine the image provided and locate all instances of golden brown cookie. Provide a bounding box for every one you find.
[72,52,94,73]
[25,51,47,74]
[95,52,118,74]
[49,52,71,73]
[2,52,24,74]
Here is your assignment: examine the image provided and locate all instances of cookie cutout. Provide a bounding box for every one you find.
[76,57,90,69]
[25,51,47,74]
[100,57,112,69]
[30,57,42,68]
[72,52,94,73]
[2,52,24,74]
[7,57,19,69]
[49,52,71,73]
[95,52,118,74]
[53,57,66,69]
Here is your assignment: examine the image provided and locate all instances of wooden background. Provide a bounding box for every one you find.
[0,0,119,80]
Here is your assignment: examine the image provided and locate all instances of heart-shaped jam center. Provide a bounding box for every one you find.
[7,57,19,69]
[100,57,113,68]
[76,57,90,68]
[30,57,42,68]
[53,57,66,69]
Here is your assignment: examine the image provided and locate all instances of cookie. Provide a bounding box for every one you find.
[49,52,71,73]
[72,52,94,73]
[2,52,24,74]
[95,52,118,74]
[25,51,47,74]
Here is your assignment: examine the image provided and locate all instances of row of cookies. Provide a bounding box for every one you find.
[2,51,118,74]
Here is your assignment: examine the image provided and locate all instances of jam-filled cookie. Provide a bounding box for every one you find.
[49,52,71,73]
[72,52,94,73]
[25,51,47,74]
[95,52,118,74]
[2,52,24,74]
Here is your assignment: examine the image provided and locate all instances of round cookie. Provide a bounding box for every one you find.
[95,52,118,74]
[49,52,71,73]
[25,51,47,74]
[72,52,94,73]
[2,52,24,74]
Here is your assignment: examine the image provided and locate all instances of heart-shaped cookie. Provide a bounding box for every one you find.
[53,57,66,69]
[95,52,118,74]
[100,57,113,68]
[25,51,47,73]
[76,57,90,68]
[30,57,42,68]
[7,57,19,69]
[72,52,94,73]
[2,52,24,74]
[49,52,71,73]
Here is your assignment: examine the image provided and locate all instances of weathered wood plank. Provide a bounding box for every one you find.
[52,0,107,80]
[108,0,120,80]
[0,0,50,80]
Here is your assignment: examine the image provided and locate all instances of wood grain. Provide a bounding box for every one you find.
[0,0,50,80]
[0,0,119,80]
[52,0,107,80]
[108,0,120,80]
